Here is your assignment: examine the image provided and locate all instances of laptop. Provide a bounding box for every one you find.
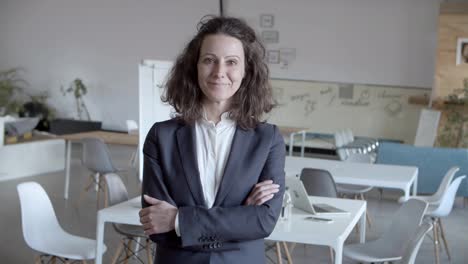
[285,177,349,216]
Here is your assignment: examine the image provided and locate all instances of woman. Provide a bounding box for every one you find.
[139,16,285,264]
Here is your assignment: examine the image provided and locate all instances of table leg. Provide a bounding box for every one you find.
[64,140,72,200]
[333,243,343,264]
[95,214,105,264]
[412,176,418,196]
[359,207,366,243]
[275,242,283,264]
[289,134,294,156]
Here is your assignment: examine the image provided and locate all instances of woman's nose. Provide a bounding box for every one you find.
[212,62,226,78]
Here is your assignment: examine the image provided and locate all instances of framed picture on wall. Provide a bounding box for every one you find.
[267,50,280,64]
[260,14,274,28]
[456,38,468,65]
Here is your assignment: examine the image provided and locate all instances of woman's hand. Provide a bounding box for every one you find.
[139,195,178,235]
[244,180,280,206]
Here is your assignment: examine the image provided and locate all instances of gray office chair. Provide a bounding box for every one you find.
[299,168,336,262]
[300,168,337,197]
[398,222,433,264]
[343,199,428,263]
[78,137,123,208]
[336,153,374,227]
[104,173,154,264]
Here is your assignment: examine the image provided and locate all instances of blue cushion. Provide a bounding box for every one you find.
[376,142,468,196]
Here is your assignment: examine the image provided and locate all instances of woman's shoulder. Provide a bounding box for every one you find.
[251,122,282,139]
[253,122,278,132]
[146,118,185,136]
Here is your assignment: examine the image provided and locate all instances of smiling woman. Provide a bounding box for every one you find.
[139,16,285,264]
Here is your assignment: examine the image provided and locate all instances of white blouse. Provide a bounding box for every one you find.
[175,111,236,236]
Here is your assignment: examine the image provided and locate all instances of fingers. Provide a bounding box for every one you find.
[245,181,280,206]
[252,188,279,205]
[143,194,161,205]
[254,180,274,188]
[256,193,275,205]
[250,183,279,200]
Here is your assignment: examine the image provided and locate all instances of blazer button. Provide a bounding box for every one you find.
[216,242,221,248]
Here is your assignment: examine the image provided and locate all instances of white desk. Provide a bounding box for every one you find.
[95,196,365,264]
[95,197,141,264]
[267,196,366,264]
[286,156,418,201]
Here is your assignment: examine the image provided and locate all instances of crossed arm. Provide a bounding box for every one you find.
[139,126,285,247]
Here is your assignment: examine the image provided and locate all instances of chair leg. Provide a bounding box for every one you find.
[329,247,334,264]
[34,255,41,264]
[289,242,296,255]
[123,238,134,264]
[146,239,153,264]
[378,188,383,200]
[275,242,283,264]
[102,175,108,208]
[432,218,440,264]
[359,193,372,228]
[282,242,293,264]
[76,174,95,207]
[438,218,451,260]
[51,256,56,264]
[111,240,125,264]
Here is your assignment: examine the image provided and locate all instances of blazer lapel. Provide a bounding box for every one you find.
[176,124,206,206]
[214,126,253,206]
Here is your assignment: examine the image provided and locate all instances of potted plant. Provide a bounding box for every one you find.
[0,68,26,115]
[435,78,468,147]
[19,91,56,131]
[49,78,102,135]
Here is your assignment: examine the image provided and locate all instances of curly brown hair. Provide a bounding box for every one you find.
[163,15,275,129]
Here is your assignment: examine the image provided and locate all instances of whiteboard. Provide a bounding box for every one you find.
[414,108,441,147]
[138,60,174,181]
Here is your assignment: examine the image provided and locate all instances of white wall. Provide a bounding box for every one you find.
[225,0,440,88]
[0,0,218,130]
[1,0,466,131]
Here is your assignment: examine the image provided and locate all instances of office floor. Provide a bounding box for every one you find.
[1,144,467,264]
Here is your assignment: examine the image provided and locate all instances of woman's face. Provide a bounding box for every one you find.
[197,34,245,106]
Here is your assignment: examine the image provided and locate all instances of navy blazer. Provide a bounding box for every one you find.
[142,118,285,264]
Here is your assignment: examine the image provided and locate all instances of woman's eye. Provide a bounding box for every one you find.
[227,60,238,66]
[202,57,214,64]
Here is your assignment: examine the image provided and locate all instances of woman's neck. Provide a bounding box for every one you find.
[203,101,230,124]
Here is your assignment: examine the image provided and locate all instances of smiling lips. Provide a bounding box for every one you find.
[208,82,230,86]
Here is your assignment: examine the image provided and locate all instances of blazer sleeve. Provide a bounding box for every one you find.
[141,124,180,245]
[178,125,286,247]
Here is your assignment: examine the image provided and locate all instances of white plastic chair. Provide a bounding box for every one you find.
[397,222,433,264]
[336,153,374,227]
[337,153,374,196]
[398,166,460,204]
[343,199,428,263]
[424,175,466,264]
[344,128,378,152]
[126,120,139,167]
[17,181,106,263]
[126,119,139,135]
